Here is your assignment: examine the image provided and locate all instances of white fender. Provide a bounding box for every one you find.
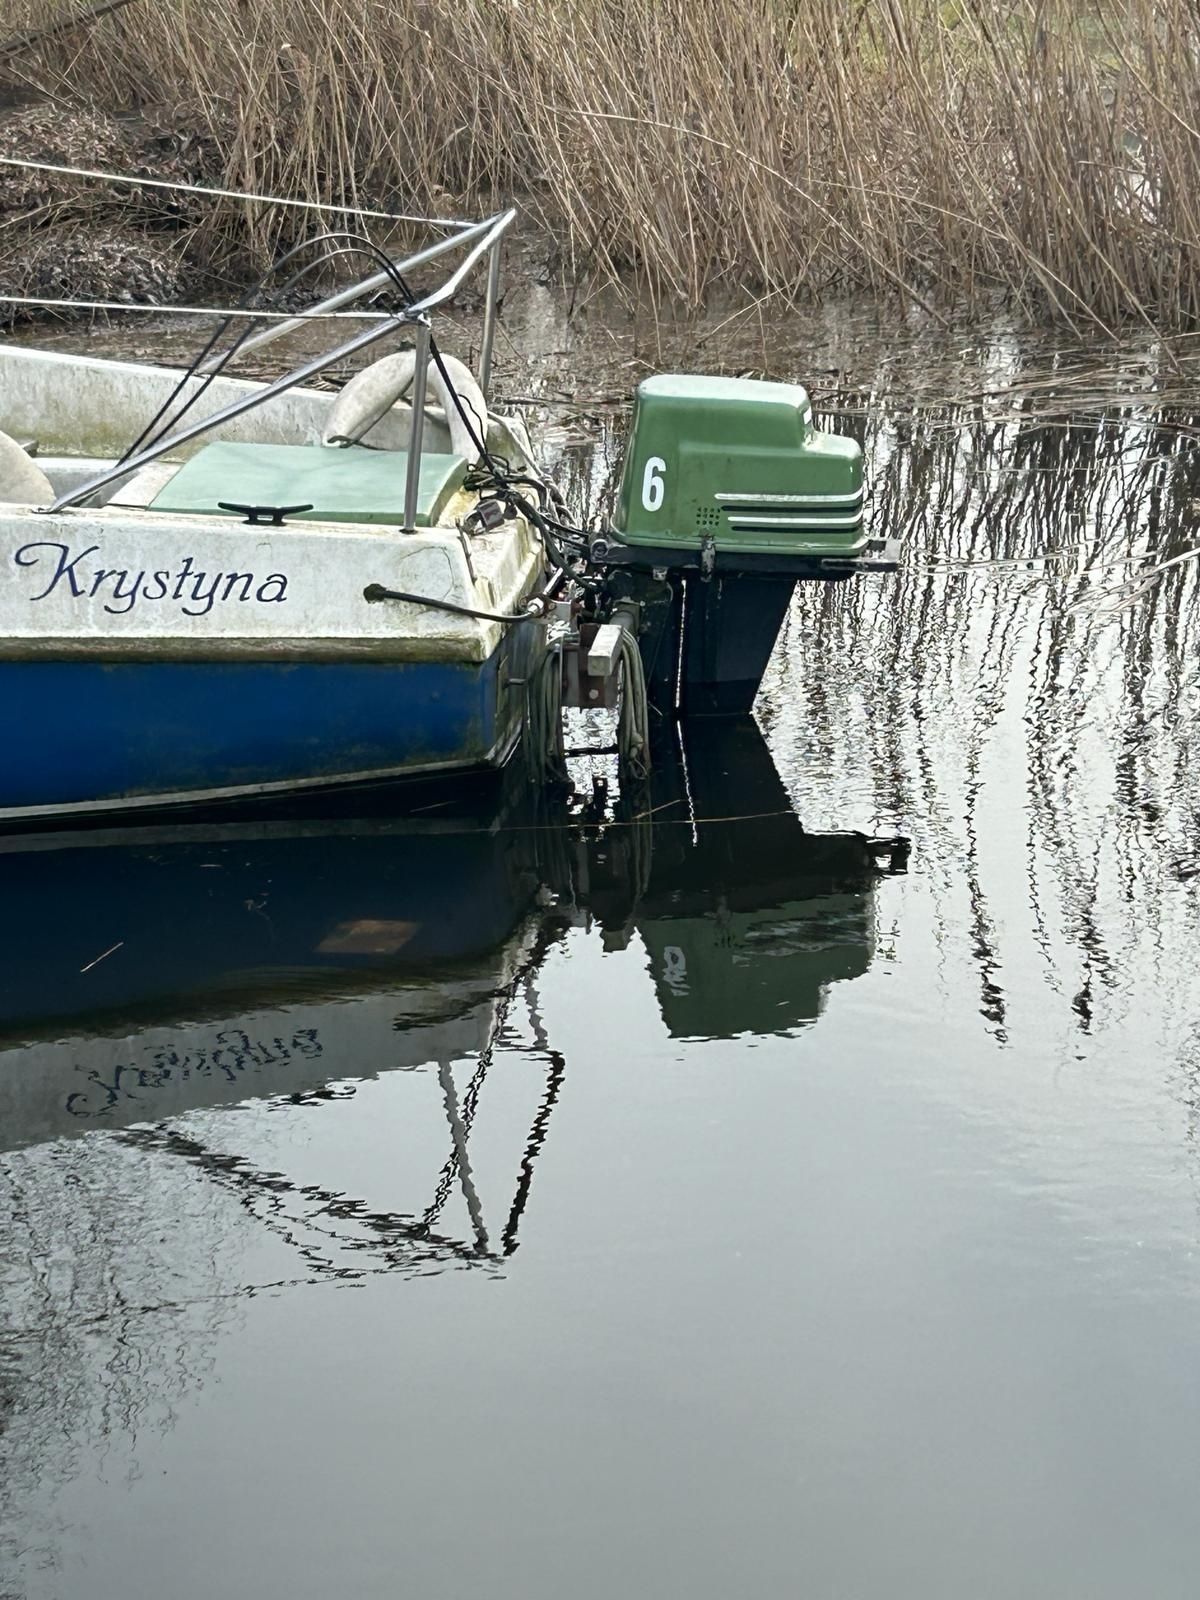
[0,429,52,504]
[322,349,488,462]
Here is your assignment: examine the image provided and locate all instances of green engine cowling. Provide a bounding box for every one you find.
[600,373,895,721]
[612,374,865,562]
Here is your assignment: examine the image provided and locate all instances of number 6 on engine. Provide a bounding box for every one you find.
[641,456,666,512]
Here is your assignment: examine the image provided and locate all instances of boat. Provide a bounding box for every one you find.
[0,721,907,1155]
[0,196,900,828]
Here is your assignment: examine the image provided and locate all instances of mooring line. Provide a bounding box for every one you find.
[0,292,400,321]
[0,153,472,229]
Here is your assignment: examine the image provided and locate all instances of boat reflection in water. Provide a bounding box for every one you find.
[0,720,908,1251]
[577,721,908,1041]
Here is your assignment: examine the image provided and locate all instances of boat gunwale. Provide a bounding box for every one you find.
[0,720,523,827]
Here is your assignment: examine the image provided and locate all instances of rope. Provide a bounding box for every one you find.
[0,293,401,321]
[0,154,472,229]
[616,628,651,778]
[519,626,648,787]
[524,642,569,787]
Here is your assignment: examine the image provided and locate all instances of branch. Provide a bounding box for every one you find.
[0,0,144,62]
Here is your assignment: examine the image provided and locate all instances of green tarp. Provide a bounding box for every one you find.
[151,441,467,528]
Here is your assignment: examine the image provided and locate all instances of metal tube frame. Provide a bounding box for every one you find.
[402,319,431,533]
[197,216,487,373]
[52,208,517,513]
[477,236,502,399]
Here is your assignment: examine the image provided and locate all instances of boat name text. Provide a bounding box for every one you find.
[14,540,290,616]
[65,1027,324,1117]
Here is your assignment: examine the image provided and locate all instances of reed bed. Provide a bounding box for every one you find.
[2,0,1200,329]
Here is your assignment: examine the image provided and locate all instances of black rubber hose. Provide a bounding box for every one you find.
[362,582,541,625]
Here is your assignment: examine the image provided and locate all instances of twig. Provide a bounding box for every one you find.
[0,0,144,61]
[80,940,124,973]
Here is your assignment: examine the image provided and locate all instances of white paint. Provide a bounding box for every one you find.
[0,345,547,667]
[0,428,52,504]
[714,490,863,505]
[324,349,489,461]
[641,455,666,512]
[586,622,624,677]
[726,513,864,530]
[0,344,386,459]
[0,502,544,663]
[0,344,529,466]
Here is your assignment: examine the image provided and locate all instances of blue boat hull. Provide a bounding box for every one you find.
[0,640,526,822]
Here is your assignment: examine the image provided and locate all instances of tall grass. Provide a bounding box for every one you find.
[3,0,1200,329]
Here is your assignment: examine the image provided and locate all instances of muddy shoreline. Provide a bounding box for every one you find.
[0,95,561,326]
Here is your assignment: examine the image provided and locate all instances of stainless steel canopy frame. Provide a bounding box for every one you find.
[49,208,517,518]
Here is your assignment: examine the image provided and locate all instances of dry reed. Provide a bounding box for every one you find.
[2,0,1200,329]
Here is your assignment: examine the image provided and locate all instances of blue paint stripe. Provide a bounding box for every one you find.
[0,655,501,808]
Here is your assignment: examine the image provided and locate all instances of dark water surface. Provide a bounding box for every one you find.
[4,301,1200,1598]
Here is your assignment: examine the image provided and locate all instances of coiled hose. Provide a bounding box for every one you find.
[616,628,651,780]
[525,640,568,787]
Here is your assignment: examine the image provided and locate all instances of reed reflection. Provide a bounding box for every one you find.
[551,323,1200,1052]
[0,717,904,1579]
[778,369,1200,1046]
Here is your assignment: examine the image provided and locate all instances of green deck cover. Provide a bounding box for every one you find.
[150,441,468,528]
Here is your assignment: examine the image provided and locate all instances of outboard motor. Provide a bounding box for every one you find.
[595,375,898,716]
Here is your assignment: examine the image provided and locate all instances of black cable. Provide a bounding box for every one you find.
[412,316,601,584]
[136,221,603,592]
[247,231,601,580]
[121,233,420,465]
[362,582,541,625]
[279,246,579,573]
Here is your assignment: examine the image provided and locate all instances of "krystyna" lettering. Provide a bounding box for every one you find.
[14,541,289,616]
